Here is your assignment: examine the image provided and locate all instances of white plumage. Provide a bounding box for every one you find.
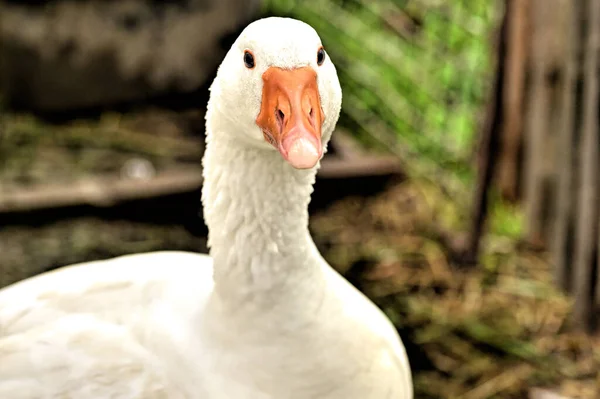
[0,17,413,398]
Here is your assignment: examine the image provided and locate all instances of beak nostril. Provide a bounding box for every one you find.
[308,107,316,126]
[275,109,285,131]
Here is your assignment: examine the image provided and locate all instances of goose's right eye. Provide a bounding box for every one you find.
[244,50,255,69]
[317,47,326,66]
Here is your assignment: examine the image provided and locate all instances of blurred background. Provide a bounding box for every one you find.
[0,0,598,397]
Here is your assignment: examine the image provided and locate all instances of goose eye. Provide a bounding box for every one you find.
[244,50,255,69]
[317,47,326,66]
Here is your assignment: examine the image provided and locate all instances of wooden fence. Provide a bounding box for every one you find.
[493,0,599,332]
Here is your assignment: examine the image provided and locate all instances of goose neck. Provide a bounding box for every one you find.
[201,126,323,305]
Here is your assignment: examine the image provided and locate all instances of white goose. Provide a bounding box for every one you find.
[0,17,413,399]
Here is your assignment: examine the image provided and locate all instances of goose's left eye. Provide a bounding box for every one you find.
[244,50,255,69]
[317,47,326,66]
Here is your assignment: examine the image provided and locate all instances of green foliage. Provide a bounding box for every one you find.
[489,198,525,239]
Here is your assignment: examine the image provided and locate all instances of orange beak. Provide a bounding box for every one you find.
[256,67,325,169]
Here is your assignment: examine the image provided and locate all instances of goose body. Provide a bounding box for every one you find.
[0,17,413,398]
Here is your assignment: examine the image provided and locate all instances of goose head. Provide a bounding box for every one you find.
[208,17,342,169]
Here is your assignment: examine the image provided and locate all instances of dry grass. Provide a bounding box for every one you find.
[0,109,205,186]
[310,181,600,399]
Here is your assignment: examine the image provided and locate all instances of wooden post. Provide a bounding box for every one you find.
[464,2,506,266]
[523,0,551,247]
[596,212,600,316]
[551,0,578,292]
[572,0,599,331]
[596,212,600,317]
[497,0,528,202]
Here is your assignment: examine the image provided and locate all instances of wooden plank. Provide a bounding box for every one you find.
[0,152,403,213]
[523,0,553,247]
[497,0,528,202]
[0,167,204,212]
[572,0,600,332]
[318,155,402,179]
[551,0,578,292]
